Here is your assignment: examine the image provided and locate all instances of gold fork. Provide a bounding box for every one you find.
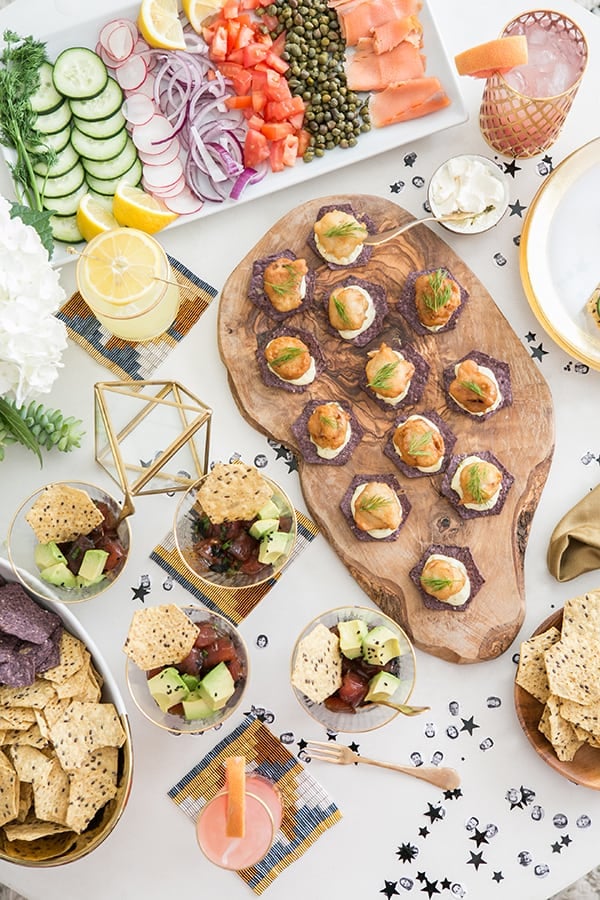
[306,741,460,790]
[363,207,494,246]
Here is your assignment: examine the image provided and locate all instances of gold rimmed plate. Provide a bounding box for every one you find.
[520,137,600,370]
[514,607,600,790]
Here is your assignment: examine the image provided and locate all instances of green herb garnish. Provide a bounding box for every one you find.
[368,361,399,391]
[264,263,301,296]
[358,493,391,512]
[324,220,366,238]
[407,430,433,457]
[319,413,338,429]
[420,575,455,592]
[332,294,351,326]
[466,463,484,503]
[423,269,452,312]
[459,380,485,398]
[268,346,306,368]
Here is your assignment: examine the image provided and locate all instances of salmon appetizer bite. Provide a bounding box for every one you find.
[248,249,315,320]
[410,544,485,612]
[325,276,388,347]
[443,351,512,420]
[441,451,514,519]
[384,410,456,478]
[291,398,363,466]
[340,473,411,542]
[398,266,468,335]
[308,203,375,269]
[256,325,326,393]
[361,340,429,410]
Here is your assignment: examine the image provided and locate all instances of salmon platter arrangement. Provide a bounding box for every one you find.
[218,194,555,664]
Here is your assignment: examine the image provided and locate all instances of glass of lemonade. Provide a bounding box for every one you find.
[196,774,283,870]
[479,10,588,158]
[76,227,181,341]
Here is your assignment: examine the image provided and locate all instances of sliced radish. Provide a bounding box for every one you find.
[135,71,157,100]
[132,115,175,153]
[99,20,124,51]
[138,138,181,166]
[122,92,156,127]
[143,173,186,198]
[162,188,204,215]
[116,55,148,92]
[142,157,184,190]
[107,23,135,62]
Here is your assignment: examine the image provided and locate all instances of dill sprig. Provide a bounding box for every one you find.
[358,493,391,512]
[420,575,455,592]
[423,269,452,312]
[319,413,339,429]
[368,360,399,391]
[407,430,433,457]
[466,463,484,503]
[264,263,301,296]
[459,379,485,397]
[268,346,306,368]
[332,294,351,326]
[324,219,366,238]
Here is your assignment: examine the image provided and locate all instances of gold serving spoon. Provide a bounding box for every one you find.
[374,700,430,716]
[364,206,495,246]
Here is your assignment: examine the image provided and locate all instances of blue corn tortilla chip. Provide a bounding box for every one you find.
[322,276,388,348]
[442,350,513,421]
[340,473,411,542]
[307,203,376,270]
[384,409,457,478]
[440,451,515,519]
[409,544,485,612]
[0,584,61,645]
[397,266,468,336]
[256,324,326,394]
[291,398,363,466]
[248,249,316,321]
[359,340,429,412]
[0,653,37,688]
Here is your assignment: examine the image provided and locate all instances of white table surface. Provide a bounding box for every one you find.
[1,0,600,897]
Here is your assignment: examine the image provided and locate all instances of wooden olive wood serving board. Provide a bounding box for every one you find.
[514,609,600,789]
[218,194,555,664]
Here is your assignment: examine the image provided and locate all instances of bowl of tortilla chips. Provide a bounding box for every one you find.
[173,462,297,591]
[123,603,249,735]
[7,481,131,605]
[290,606,416,733]
[0,559,133,866]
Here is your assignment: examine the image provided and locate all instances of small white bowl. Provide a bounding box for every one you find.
[428,154,510,234]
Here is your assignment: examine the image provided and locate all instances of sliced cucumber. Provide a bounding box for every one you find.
[69,77,123,122]
[73,108,126,139]
[81,137,137,180]
[71,126,128,162]
[50,213,84,244]
[85,157,143,196]
[26,123,71,154]
[33,142,80,178]
[30,62,63,114]
[34,99,72,136]
[43,182,88,216]
[53,47,108,100]
[37,161,85,199]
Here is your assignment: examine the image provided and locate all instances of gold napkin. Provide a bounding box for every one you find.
[547,485,600,582]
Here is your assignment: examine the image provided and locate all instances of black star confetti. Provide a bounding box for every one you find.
[424,803,445,824]
[396,843,419,863]
[503,159,522,177]
[349,741,360,752]
[542,154,553,171]
[467,851,487,871]
[418,827,430,838]
[440,878,452,890]
[525,331,536,342]
[416,872,427,883]
[561,834,572,846]
[326,732,337,741]
[530,343,549,362]
[492,872,504,883]
[460,716,480,735]
[380,881,399,898]
[470,828,490,848]
[390,181,404,193]
[551,842,562,854]
[444,788,463,800]
[421,877,440,898]
[297,738,308,751]
[508,199,526,217]
[131,584,150,602]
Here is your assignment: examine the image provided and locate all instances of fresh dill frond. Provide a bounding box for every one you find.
[423,269,452,312]
[466,463,484,503]
[332,294,351,326]
[407,430,433,457]
[264,263,301,296]
[420,575,455,592]
[319,413,339,429]
[323,219,366,238]
[368,360,399,391]
[358,493,391,512]
[268,346,306,368]
[459,380,485,398]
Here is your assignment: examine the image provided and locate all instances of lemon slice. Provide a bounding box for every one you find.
[112,184,179,234]
[182,0,222,32]
[76,193,119,242]
[78,227,165,306]
[138,0,186,50]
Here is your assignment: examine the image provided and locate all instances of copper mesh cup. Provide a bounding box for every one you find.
[479,10,588,158]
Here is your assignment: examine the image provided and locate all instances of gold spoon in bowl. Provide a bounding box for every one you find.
[364,206,495,246]
[375,701,430,716]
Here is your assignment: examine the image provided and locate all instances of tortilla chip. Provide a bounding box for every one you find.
[53,653,99,701]
[49,702,126,770]
[561,590,600,643]
[4,820,72,841]
[0,680,56,710]
[24,484,104,544]
[538,695,584,762]
[33,757,69,825]
[516,626,561,704]
[559,697,600,736]
[122,604,199,671]
[0,830,77,860]
[42,632,86,684]
[291,623,342,704]
[196,462,273,524]
[0,707,36,730]
[0,750,18,827]
[15,782,33,823]
[3,723,48,749]
[545,637,600,705]
[8,745,51,784]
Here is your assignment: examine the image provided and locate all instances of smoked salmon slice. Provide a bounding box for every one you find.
[346,40,426,91]
[371,14,423,54]
[369,77,450,126]
[332,0,423,46]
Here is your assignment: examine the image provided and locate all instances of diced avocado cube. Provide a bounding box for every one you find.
[249,517,279,540]
[362,625,401,666]
[365,671,402,703]
[76,571,106,589]
[198,661,235,711]
[77,548,109,583]
[34,541,67,572]
[147,667,189,713]
[181,673,201,692]
[338,619,369,659]
[182,691,214,721]
[257,530,293,565]
[257,498,280,520]
[40,562,77,590]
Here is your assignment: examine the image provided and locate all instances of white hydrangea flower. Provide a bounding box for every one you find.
[0,196,67,407]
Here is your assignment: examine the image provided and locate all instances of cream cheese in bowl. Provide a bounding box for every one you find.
[428,154,509,234]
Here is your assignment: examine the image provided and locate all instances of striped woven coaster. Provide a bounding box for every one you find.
[150,510,319,624]
[57,255,218,380]
[168,714,341,894]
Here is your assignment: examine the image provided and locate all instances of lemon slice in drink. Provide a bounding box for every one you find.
[138,0,186,50]
[113,184,179,234]
[76,193,119,242]
[78,228,167,306]
[182,0,222,32]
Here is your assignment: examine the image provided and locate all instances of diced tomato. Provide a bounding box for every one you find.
[220,61,252,94]
[251,68,268,91]
[222,0,240,18]
[226,18,241,51]
[243,128,270,167]
[264,68,291,101]
[271,32,286,56]
[251,89,266,112]
[261,14,280,33]
[288,111,304,130]
[297,129,311,156]
[265,49,289,74]
[281,133,298,167]
[209,23,229,61]
[260,121,293,140]
[269,138,285,172]
[243,42,269,67]
[225,95,252,109]
[245,112,264,129]
[265,95,305,121]
[235,22,255,49]
[204,638,238,668]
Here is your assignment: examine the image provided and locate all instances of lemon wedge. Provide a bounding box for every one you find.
[77,227,166,305]
[76,193,119,242]
[138,0,186,50]
[182,0,223,32]
[112,184,179,234]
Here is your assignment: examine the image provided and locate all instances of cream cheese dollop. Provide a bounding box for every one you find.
[429,155,509,234]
